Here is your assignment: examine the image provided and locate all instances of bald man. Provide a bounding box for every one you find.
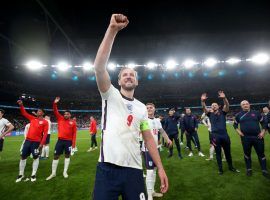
[234,100,269,178]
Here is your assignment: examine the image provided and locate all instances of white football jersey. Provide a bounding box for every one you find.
[201,113,212,132]
[99,85,149,169]
[45,119,52,135]
[141,118,162,152]
[0,118,11,138]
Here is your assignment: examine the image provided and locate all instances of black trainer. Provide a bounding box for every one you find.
[246,170,252,177]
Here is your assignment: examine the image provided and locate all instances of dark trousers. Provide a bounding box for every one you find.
[180,131,184,142]
[241,136,267,171]
[186,131,201,151]
[91,134,98,147]
[212,133,233,171]
[169,134,182,156]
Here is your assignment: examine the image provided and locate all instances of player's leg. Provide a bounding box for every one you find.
[0,138,4,153]
[180,130,184,145]
[92,163,122,200]
[63,140,72,178]
[193,131,204,156]
[212,135,223,174]
[222,135,239,173]
[253,138,269,178]
[122,167,146,200]
[206,132,214,161]
[241,136,252,176]
[46,140,62,180]
[186,132,193,156]
[93,134,98,149]
[88,134,94,152]
[16,140,31,182]
[29,141,41,182]
[168,135,174,158]
[191,135,197,148]
[173,134,182,159]
[45,134,50,158]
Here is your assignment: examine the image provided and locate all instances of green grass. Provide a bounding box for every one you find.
[0,125,270,200]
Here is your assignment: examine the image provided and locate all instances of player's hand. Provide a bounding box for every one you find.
[54,97,60,104]
[167,139,173,147]
[158,168,169,194]
[17,100,23,105]
[38,145,43,154]
[218,90,226,99]
[109,14,129,32]
[195,128,198,131]
[258,132,265,139]
[238,131,244,137]
[201,93,208,102]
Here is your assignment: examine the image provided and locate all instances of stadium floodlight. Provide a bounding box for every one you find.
[127,63,136,69]
[26,60,43,70]
[146,62,157,70]
[57,62,71,71]
[108,62,116,71]
[250,53,269,65]
[183,59,197,69]
[83,62,93,71]
[226,58,241,65]
[204,58,218,68]
[165,59,177,70]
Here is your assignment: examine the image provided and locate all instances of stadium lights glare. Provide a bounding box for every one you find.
[165,60,177,70]
[108,63,116,70]
[226,58,241,65]
[83,62,94,71]
[57,62,71,71]
[127,63,136,69]
[183,59,197,69]
[249,53,269,65]
[146,62,157,70]
[204,58,218,68]
[26,60,43,70]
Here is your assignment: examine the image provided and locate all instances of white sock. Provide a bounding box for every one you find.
[146,169,155,199]
[152,168,157,192]
[45,146,50,158]
[19,159,27,176]
[52,159,59,175]
[210,146,215,159]
[64,158,70,173]
[41,146,45,157]
[32,158,39,176]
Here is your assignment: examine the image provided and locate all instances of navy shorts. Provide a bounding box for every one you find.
[45,134,51,144]
[0,138,4,151]
[143,151,157,169]
[21,140,40,159]
[93,162,146,200]
[54,139,72,156]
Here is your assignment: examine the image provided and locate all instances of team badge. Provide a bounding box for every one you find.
[127,104,133,112]
[39,121,43,125]
[69,121,73,125]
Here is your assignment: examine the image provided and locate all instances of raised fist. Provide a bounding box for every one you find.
[218,91,226,99]
[17,100,23,105]
[201,93,208,102]
[54,97,60,104]
[109,14,129,31]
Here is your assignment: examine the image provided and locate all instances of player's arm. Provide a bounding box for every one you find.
[258,114,267,139]
[53,97,64,119]
[72,123,77,148]
[94,14,129,93]
[218,91,229,112]
[201,93,209,114]
[17,100,35,120]
[233,115,244,136]
[40,121,49,147]
[0,122,14,139]
[194,118,199,131]
[159,128,172,147]
[142,128,169,193]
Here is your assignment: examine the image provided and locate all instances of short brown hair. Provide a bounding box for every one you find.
[118,67,138,80]
[146,103,155,107]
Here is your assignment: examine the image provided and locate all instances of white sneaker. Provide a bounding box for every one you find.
[206,157,213,161]
[198,152,205,157]
[63,172,69,178]
[87,148,93,152]
[30,175,36,182]
[188,152,193,157]
[94,147,98,150]
[152,192,163,197]
[46,174,56,181]
[15,175,24,183]
[74,147,78,152]
[180,142,184,146]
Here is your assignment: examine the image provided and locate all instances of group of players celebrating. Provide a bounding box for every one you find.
[0,14,269,200]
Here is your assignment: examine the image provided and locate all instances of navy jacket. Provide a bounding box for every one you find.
[182,114,198,133]
[164,113,180,136]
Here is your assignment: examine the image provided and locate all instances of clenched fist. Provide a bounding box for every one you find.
[109,14,129,31]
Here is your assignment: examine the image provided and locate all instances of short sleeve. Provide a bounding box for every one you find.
[157,120,162,130]
[100,85,118,100]
[3,118,11,126]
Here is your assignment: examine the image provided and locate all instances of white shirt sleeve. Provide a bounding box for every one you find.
[157,119,163,130]
[100,85,118,100]
[3,118,11,126]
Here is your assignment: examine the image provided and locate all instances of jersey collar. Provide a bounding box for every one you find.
[121,93,134,101]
